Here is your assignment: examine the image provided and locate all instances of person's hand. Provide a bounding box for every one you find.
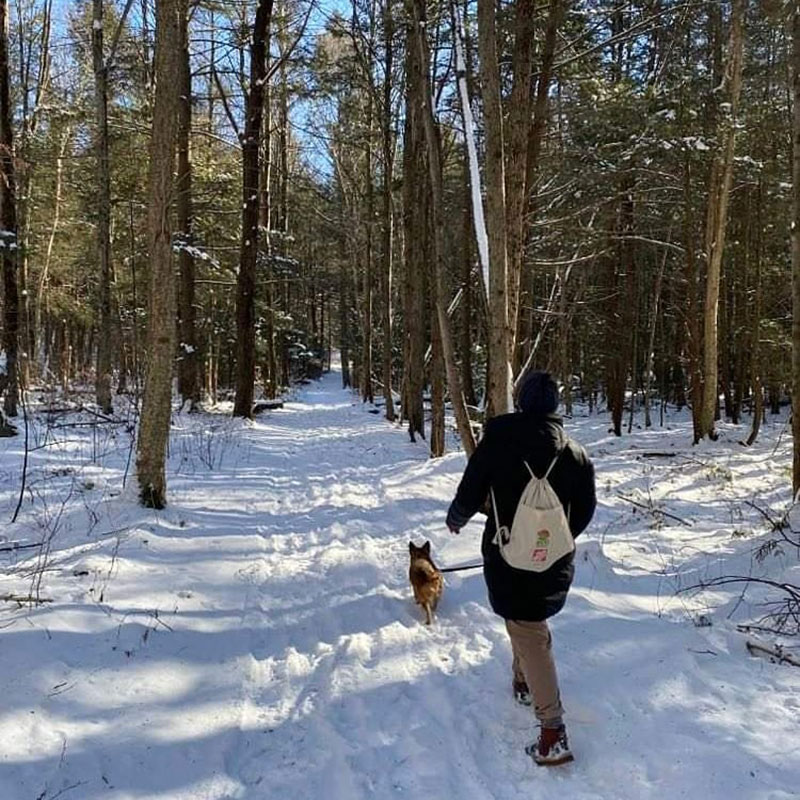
[447,522,461,535]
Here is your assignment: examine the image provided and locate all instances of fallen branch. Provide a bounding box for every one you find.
[1,593,53,605]
[11,387,30,523]
[685,576,800,636]
[0,541,42,553]
[743,500,800,553]
[744,638,800,668]
[616,492,693,527]
[744,499,788,532]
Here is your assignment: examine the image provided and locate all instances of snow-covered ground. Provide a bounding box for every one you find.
[1,366,798,800]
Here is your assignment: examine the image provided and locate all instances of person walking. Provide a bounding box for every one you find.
[446,370,596,766]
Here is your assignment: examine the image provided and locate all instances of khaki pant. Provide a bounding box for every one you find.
[506,619,564,727]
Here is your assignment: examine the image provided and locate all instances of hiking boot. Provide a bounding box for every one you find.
[525,725,574,766]
[513,679,532,707]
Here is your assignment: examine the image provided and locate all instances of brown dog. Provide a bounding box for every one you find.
[408,541,443,625]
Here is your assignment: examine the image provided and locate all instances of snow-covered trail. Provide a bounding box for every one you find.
[1,367,799,800]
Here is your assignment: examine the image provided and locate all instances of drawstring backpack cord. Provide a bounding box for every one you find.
[490,449,562,546]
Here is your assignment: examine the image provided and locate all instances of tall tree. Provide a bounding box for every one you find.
[793,5,800,495]
[136,0,183,508]
[92,0,113,414]
[380,0,395,421]
[410,0,476,456]
[401,0,426,442]
[477,0,511,418]
[233,0,274,418]
[15,0,53,387]
[177,2,199,409]
[504,0,535,368]
[697,0,746,441]
[0,0,18,423]
[514,0,562,374]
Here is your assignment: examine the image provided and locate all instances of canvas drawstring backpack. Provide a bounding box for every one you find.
[490,447,574,572]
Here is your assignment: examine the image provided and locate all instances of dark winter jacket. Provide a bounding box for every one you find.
[446,411,596,621]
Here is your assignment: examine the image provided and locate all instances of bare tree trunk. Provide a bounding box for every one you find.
[401,4,426,442]
[792,6,800,495]
[380,0,395,421]
[698,0,745,441]
[460,153,476,408]
[744,200,763,447]
[605,188,635,437]
[277,6,289,237]
[35,125,70,374]
[504,0,535,370]
[514,0,562,373]
[451,0,489,299]
[430,293,445,457]
[339,253,352,388]
[410,0,476,457]
[233,0,274,418]
[136,0,182,508]
[644,240,668,428]
[477,0,511,418]
[0,0,18,424]
[177,4,198,409]
[363,87,374,404]
[260,62,278,399]
[92,0,113,413]
[14,3,44,389]
[683,154,703,442]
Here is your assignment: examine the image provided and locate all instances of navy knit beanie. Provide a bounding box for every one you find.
[517,370,559,415]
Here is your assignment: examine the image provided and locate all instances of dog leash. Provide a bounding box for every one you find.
[439,562,483,573]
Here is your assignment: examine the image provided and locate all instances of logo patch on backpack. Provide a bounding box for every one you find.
[536,530,550,547]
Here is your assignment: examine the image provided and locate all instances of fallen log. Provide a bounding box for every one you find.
[745,638,800,668]
[253,400,284,414]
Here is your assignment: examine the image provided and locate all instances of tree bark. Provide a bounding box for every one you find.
[92,0,113,414]
[460,153,476,408]
[793,6,800,494]
[339,252,352,388]
[514,0,562,373]
[0,0,18,423]
[401,3,426,442]
[698,0,745,441]
[177,4,198,409]
[431,290,445,457]
[451,0,489,301]
[363,83,375,404]
[35,124,70,372]
[744,202,763,448]
[260,59,278,399]
[644,241,668,428]
[380,0,395,420]
[410,0,476,457]
[683,154,703,442]
[504,0,535,369]
[136,0,182,508]
[477,0,511,418]
[233,0,274,418]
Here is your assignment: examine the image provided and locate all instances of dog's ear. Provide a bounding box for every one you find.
[422,541,431,555]
[409,541,415,553]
